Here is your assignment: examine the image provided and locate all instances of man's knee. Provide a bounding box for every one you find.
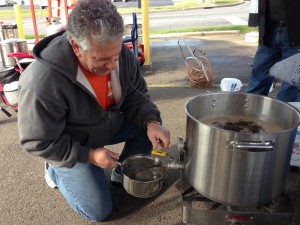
[78,204,113,222]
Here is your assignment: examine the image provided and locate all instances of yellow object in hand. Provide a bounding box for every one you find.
[151,149,167,156]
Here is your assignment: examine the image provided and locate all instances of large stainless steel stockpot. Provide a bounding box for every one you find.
[0,38,29,67]
[184,93,300,206]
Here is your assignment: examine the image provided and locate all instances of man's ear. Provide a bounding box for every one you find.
[70,39,81,57]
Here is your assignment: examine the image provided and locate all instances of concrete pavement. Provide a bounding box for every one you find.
[1,33,300,225]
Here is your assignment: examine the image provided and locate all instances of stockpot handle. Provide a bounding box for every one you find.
[230,140,274,152]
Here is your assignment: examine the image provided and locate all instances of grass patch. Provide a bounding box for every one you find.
[215,0,241,4]
[0,8,48,18]
[25,34,46,39]
[24,25,257,39]
[150,25,257,35]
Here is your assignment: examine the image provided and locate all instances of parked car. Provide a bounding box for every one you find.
[13,0,24,5]
[39,0,47,9]
[0,0,14,6]
[5,0,14,6]
[0,0,8,6]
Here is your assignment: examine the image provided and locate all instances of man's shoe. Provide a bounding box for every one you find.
[44,162,57,189]
[111,168,123,186]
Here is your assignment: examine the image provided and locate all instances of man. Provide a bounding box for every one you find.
[246,0,300,102]
[18,0,170,222]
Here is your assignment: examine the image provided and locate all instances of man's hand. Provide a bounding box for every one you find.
[88,147,120,168]
[146,122,170,150]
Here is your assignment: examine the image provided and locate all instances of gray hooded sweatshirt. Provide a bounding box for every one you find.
[18,31,161,168]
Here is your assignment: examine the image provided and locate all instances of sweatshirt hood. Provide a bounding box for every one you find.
[32,30,78,81]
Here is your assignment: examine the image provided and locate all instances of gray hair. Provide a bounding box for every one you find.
[67,0,125,51]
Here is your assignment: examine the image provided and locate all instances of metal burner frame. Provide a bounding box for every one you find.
[176,137,296,225]
[180,169,295,225]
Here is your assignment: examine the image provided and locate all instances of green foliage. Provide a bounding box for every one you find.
[150,25,258,35]
[25,34,46,39]
[215,0,241,4]
[0,8,47,18]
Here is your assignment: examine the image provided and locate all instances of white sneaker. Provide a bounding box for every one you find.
[44,162,57,189]
[111,168,123,185]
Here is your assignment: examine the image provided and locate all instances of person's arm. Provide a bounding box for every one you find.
[120,46,161,128]
[18,66,89,168]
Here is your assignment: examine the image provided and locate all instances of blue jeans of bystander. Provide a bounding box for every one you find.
[47,119,152,222]
[246,24,300,102]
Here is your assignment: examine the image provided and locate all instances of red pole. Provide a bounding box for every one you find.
[47,0,52,20]
[29,0,39,43]
[64,0,68,22]
[57,0,61,17]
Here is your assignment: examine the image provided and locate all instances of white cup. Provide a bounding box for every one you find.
[220,78,242,92]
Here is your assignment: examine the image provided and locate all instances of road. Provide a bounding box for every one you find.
[113,0,174,7]
[129,2,250,30]
[0,0,174,9]
[0,1,250,36]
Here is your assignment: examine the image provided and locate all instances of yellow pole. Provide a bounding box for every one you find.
[141,0,150,65]
[14,4,25,39]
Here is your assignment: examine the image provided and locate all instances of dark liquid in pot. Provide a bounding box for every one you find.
[201,115,284,133]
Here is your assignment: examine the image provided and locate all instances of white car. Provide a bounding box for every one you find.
[0,0,14,6]
[6,0,14,6]
[19,0,47,7]
[39,0,48,9]
[0,0,7,6]
[13,0,24,5]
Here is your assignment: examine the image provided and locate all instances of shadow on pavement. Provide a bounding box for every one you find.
[107,168,180,221]
[0,115,17,125]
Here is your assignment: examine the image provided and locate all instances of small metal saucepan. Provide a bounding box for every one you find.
[116,154,183,198]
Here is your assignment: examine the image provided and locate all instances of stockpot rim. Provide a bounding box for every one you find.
[184,92,300,135]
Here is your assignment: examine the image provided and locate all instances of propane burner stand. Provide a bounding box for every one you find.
[180,170,295,225]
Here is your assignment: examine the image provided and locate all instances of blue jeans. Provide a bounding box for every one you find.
[47,120,152,221]
[246,24,300,102]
